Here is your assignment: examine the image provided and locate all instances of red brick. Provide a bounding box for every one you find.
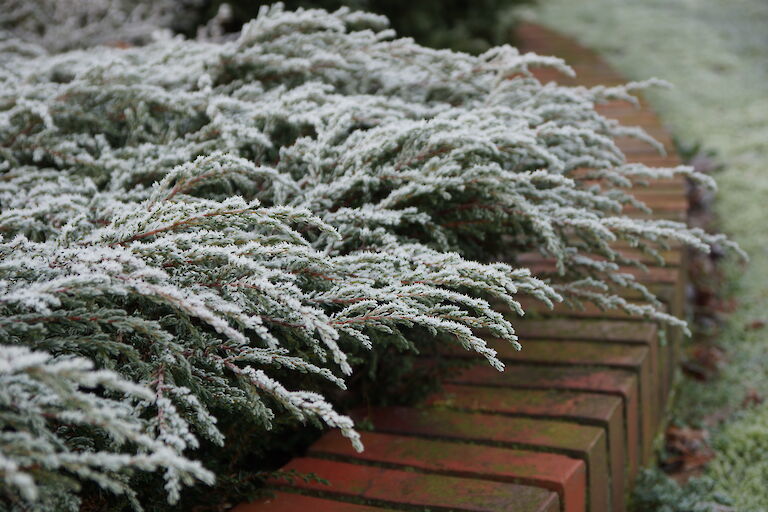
[504,318,669,463]
[446,364,642,481]
[513,318,656,342]
[355,407,610,512]
[516,248,682,267]
[615,247,683,266]
[512,316,670,441]
[427,385,625,512]
[311,431,587,512]
[516,263,685,411]
[519,264,680,286]
[517,23,613,70]
[274,458,559,512]
[615,136,674,155]
[631,188,689,202]
[494,337,647,367]
[531,67,625,87]
[614,283,677,312]
[495,337,656,444]
[571,167,686,187]
[629,209,687,221]
[626,154,683,166]
[612,237,684,251]
[439,336,657,458]
[499,336,656,457]
[593,101,659,117]
[234,492,396,512]
[623,196,689,213]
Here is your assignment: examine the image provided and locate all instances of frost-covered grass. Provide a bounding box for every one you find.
[531,1,768,509]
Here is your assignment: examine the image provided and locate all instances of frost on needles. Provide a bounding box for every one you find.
[0,4,742,511]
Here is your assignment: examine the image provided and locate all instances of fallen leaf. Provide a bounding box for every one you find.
[742,388,764,408]
[662,425,715,481]
[681,345,726,381]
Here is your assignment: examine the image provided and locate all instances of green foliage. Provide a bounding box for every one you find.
[704,405,768,512]
[630,469,733,512]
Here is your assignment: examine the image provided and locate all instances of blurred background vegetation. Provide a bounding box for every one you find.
[197,0,531,53]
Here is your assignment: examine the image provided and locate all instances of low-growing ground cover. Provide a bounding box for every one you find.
[531,1,768,510]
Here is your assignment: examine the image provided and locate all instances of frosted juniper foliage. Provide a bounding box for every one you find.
[0,4,741,510]
[0,0,206,54]
[0,346,213,510]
